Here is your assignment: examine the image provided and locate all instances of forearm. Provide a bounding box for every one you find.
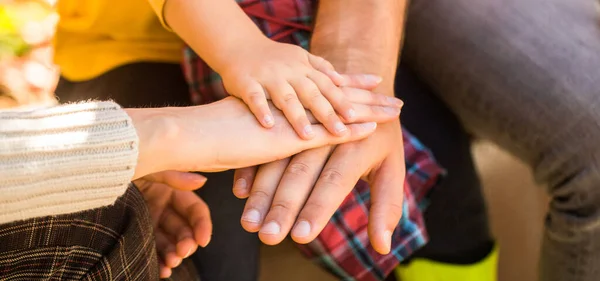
[162,0,266,72]
[310,0,408,94]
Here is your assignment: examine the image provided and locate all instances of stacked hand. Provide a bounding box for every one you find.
[218,38,402,139]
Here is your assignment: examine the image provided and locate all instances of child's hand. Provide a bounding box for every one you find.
[217,40,401,139]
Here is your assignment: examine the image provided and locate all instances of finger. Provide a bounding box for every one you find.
[155,231,182,268]
[158,207,196,254]
[239,79,275,128]
[295,122,378,152]
[290,77,348,136]
[307,70,356,123]
[241,159,290,233]
[266,81,314,139]
[233,166,258,199]
[172,191,213,247]
[341,87,404,108]
[144,171,207,191]
[175,238,198,259]
[368,151,406,255]
[159,259,172,279]
[346,103,401,123]
[290,144,370,244]
[338,74,382,89]
[258,146,332,245]
[307,54,344,86]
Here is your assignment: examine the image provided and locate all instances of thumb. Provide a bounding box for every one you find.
[367,155,406,255]
[144,171,207,191]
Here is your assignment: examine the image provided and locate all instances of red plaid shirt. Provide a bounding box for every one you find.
[182,0,445,279]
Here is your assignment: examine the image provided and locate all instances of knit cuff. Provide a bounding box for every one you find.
[0,101,139,224]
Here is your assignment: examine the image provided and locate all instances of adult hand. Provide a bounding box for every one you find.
[130,95,402,179]
[134,171,211,278]
[234,96,405,255]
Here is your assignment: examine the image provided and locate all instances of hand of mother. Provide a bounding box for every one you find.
[129,94,402,179]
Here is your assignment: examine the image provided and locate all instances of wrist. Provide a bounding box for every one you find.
[127,108,181,179]
[212,35,270,75]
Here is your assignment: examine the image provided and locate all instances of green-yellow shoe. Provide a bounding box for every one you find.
[394,245,498,281]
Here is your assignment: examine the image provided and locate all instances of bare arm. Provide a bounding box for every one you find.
[161,0,266,73]
[310,0,408,93]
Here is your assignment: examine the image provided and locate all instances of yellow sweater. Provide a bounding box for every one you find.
[55,0,182,81]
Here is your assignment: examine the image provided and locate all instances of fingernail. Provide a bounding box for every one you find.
[334,122,348,134]
[234,178,247,191]
[384,106,401,115]
[261,221,281,235]
[292,220,311,238]
[347,108,356,120]
[362,122,377,130]
[364,74,382,84]
[185,248,193,258]
[304,125,315,137]
[327,70,345,85]
[264,115,275,126]
[242,209,262,223]
[388,96,404,107]
[173,258,182,267]
[384,230,392,250]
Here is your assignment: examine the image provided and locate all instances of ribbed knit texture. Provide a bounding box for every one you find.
[0,101,139,224]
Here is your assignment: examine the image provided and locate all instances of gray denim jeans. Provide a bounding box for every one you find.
[403,0,600,280]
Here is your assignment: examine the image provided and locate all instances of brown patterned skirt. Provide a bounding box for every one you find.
[0,185,200,281]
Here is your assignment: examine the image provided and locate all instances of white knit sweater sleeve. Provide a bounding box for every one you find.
[0,101,139,224]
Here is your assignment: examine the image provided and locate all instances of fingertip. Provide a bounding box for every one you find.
[302,124,316,139]
[193,221,212,248]
[383,230,393,254]
[290,220,314,243]
[175,238,196,258]
[233,178,249,198]
[353,122,377,135]
[364,74,383,86]
[345,108,357,122]
[326,70,345,86]
[166,253,182,268]
[188,173,207,187]
[258,221,285,245]
[262,113,275,128]
[200,234,211,248]
[159,264,172,278]
[333,121,349,136]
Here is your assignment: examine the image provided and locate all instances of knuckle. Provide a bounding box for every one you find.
[324,109,338,121]
[287,162,312,176]
[246,91,263,100]
[282,93,298,104]
[307,86,322,101]
[270,200,294,213]
[246,91,266,104]
[249,189,273,201]
[302,201,327,216]
[373,201,404,220]
[320,82,338,96]
[320,168,345,186]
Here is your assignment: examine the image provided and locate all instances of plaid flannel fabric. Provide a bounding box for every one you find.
[182,0,445,280]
